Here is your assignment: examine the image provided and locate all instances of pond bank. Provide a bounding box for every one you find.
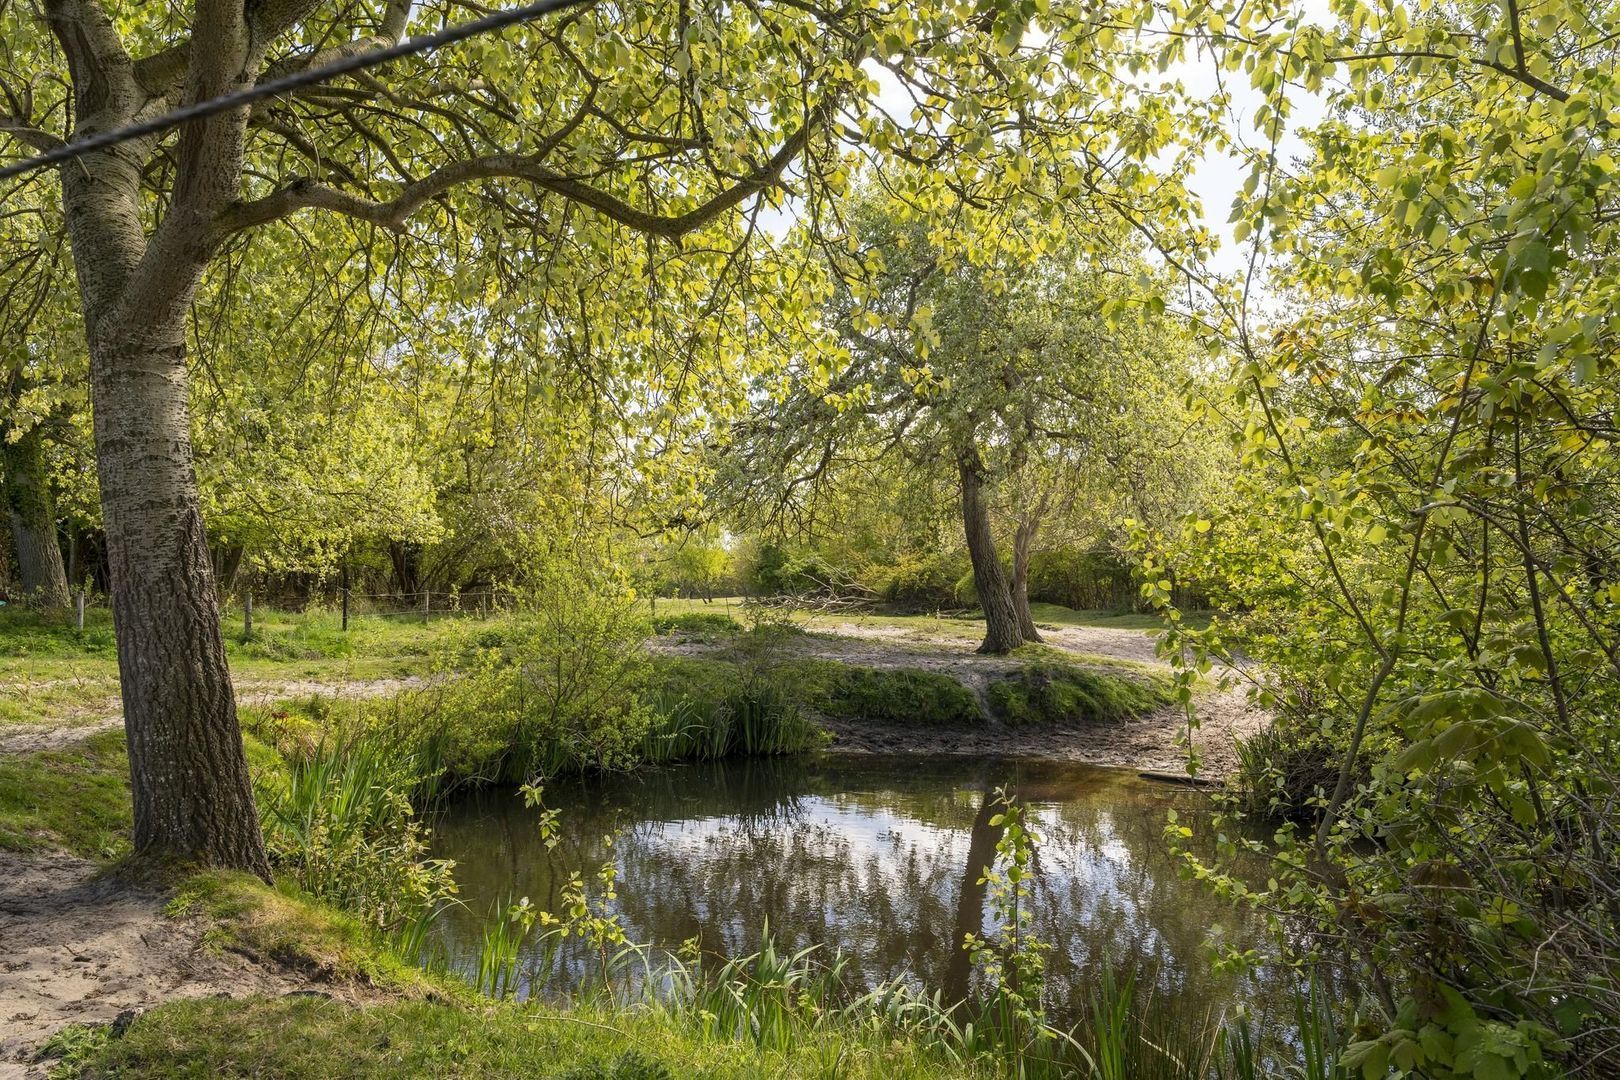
[654,617,1267,781]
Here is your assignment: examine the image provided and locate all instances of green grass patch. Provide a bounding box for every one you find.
[0,729,131,856]
[0,671,121,727]
[779,658,982,726]
[985,663,1174,726]
[653,655,982,728]
[166,871,444,995]
[649,611,744,636]
[0,605,119,659]
[73,992,986,1079]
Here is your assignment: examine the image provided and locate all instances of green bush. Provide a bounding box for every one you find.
[258,730,457,957]
[875,550,968,609]
[985,663,1172,726]
[403,560,656,782]
[741,542,846,597]
[1024,547,1138,612]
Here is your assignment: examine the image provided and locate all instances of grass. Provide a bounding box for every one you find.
[0,604,464,734]
[648,611,744,637]
[652,654,983,728]
[647,596,1208,637]
[0,728,130,856]
[780,658,983,726]
[72,994,991,1079]
[166,870,443,993]
[985,662,1175,726]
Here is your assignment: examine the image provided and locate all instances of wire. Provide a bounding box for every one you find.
[0,0,597,182]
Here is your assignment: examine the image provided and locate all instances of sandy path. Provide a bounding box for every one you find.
[0,852,321,1076]
[0,676,422,756]
[658,619,1268,780]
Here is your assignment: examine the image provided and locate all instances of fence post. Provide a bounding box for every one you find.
[76,589,85,631]
[244,591,253,639]
[422,590,430,618]
[340,562,350,631]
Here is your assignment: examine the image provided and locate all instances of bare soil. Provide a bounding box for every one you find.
[0,675,422,1071]
[0,852,350,1077]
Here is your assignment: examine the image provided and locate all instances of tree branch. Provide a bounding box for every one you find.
[215,95,829,241]
[0,115,63,152]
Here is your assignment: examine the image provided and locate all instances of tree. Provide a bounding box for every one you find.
[1134,0,1620,1070]
[731,191,1196,652]
[0,181,77,607]
[2,0,1183,869]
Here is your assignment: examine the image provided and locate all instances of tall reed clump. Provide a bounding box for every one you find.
[258,729,458,958]
[637,685,823,764]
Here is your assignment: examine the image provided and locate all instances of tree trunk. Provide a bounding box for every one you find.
[1011,516,1042,644]
[87,328,271,876]
[52,7,273,872]
[958,448,1024,654]
[2,426,71,608]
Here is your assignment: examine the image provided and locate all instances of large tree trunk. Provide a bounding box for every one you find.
[2,426,71,608]
[51,0,272,876]
[85,325,271,876]
[958,448,1024,654]
[1011,516,1042,644]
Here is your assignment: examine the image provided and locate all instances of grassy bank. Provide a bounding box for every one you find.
[0,728,130,856]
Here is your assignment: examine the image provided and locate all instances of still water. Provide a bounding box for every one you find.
[429,754,1277,1027]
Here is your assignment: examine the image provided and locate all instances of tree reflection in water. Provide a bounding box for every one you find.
[428,754,1284,1029]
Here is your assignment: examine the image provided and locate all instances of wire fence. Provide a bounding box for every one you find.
[226,588,516,633]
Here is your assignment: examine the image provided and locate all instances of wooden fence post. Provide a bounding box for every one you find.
[76,589,85,631]
[244,592,253,639]
[422,590,430,618]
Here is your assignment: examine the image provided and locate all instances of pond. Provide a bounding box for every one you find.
[428,753,1282,1030]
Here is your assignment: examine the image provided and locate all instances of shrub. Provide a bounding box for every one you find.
[406,558,655,782]
[258,730,457,956]
[741,542,847,597]
[876,551,969,610]
[1024,547,1139,612]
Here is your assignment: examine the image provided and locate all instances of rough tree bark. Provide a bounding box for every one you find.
[1010,515,1042,644]
[50,0,273,875]
[1,425,71,608]
[958,446,1024,654]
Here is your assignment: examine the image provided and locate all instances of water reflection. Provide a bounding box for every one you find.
[429,754,1278,1027]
